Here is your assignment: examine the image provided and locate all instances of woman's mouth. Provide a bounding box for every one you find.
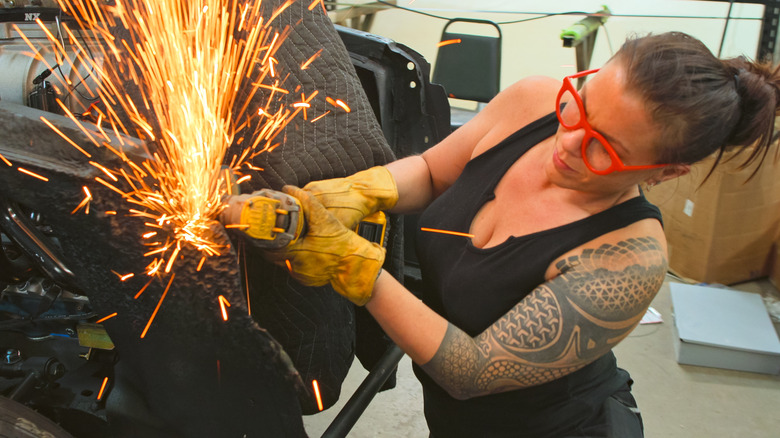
[553,148,575,172]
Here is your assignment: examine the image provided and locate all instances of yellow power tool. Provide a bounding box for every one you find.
[220,189,387,248]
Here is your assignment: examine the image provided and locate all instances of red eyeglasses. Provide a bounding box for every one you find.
[555,68,668,175]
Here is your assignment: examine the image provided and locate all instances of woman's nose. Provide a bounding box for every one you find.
[559,128,585,157]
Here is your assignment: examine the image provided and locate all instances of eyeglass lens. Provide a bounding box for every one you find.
[558,89,614,173]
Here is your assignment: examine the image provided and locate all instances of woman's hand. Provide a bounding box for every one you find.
[263,186,385,306]
[302,166,398,230]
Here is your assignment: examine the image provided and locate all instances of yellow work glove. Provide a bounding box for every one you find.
[302,166,398,230]
[263,186,385,306]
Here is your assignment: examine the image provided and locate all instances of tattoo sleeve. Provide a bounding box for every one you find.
[421,237,667,400]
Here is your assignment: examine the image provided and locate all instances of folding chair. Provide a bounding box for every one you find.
[431,18,502,130]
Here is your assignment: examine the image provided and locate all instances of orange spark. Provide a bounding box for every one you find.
[308,0,325,12]
[293,90,319,121]
[55,99,100,146]
[19,0,336,325]
[225,224,250,229]
[105,211,117,215]
[310,111,330,123]
[96,312,118,324]
[111,270,134,281]
[235,175,251,185]
[285,259,292,273]
[255,83,290,94]
[134,277,154,300]
[196,256,206,272]
[326,97,351,112]
[89,161,119,181]
[18,168,49,182]
[301,48,323,70]
[129,209,160,220]
[244,163,264,171]
[97,377,109,400]
[144,259,161,277]
[94,177,127,197]
[337,99,351,112]
[269,0,295,24]
[312,380,324,411]
[27,0,309,276]
[268,56,278,77]
[241,244,251,316]
[140,273,175,339]
[164,245,180,273]
[437,38,462,47]
[420,227,475,238]
[39,117,92,158]
[218,295,231,321]
[144,247,169,257]
[0,153,11,167]
[71,186,93,214]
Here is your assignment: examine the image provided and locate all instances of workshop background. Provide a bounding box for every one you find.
[304,1,780,437]
[0,0,778,437]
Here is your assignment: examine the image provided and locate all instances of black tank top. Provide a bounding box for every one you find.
[413,111,662,437]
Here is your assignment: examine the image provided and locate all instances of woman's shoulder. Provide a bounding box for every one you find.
[468,76,561,158]
[420,76,562,191]
[545,214,668,281]
[502,75,561,95]
[490,75,560,116]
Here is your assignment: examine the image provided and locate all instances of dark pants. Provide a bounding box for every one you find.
[427,388,645,438]
[425,370,644,438]
[567,383,645,438]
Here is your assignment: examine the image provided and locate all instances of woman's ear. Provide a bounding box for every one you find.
[653,164,690,185]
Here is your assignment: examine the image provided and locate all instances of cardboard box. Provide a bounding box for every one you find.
[670,283,780,375]
[646,149,780,285]
[770,243,780,290]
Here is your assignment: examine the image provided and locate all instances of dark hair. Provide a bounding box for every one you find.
[613,32,780,176]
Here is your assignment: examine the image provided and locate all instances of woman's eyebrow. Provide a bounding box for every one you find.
[580,89,630,156]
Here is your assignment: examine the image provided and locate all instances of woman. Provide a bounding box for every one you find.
[268,32,780,437]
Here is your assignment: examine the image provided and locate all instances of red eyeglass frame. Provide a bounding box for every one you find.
[555,68,668,175]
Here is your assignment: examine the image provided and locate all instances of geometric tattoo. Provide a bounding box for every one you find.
[421,236,667,400]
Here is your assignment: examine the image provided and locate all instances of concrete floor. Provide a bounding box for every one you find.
[303,276,780,437]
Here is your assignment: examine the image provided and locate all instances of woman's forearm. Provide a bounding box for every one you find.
[365,270,448,365]
[365,271,485,400]
[385,155,436,214]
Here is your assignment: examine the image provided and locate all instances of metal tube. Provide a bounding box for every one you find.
[0,198,76,286]
[321,344,405,438]
[9,372,40,402]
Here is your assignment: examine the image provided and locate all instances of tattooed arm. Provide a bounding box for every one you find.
[422,236,667,399]
[366,236,668,401]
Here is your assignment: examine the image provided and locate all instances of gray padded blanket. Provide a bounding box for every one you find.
[239,1,398,415]
[250,5,395,189]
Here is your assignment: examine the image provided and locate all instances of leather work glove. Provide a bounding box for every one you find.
[302,166,398,230]
[264,186,385,306]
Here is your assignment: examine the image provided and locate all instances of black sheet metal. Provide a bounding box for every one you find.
[0,100,307,437]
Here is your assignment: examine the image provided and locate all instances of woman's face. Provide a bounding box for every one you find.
[547,60,665,193]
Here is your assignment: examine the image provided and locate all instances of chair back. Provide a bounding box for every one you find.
[431,18,502,103]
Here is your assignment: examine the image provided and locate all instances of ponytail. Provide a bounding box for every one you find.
[721,57,780,173]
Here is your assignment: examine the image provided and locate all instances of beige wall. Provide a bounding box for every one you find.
[334,0,764,88]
